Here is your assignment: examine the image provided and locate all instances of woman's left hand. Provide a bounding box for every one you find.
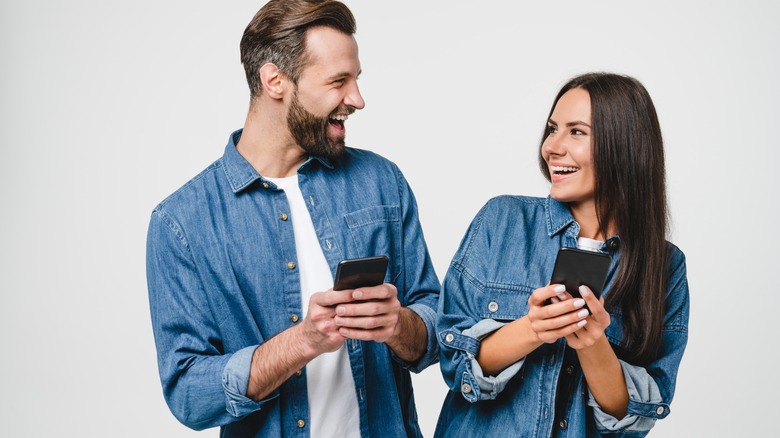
[564,285,611,350]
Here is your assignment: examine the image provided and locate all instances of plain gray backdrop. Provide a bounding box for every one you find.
[1,0,778,436]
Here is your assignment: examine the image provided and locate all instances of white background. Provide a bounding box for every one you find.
[1,1,778,436]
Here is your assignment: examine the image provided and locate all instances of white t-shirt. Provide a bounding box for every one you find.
[576,236,604,252]
[266,175,360,437]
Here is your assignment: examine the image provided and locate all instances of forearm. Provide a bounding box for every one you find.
[577,336,628,419]
[246,324,320,401]
[384,307,428,362]
[477,316,542,376]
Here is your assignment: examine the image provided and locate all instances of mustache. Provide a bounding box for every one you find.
[329,106,355,118]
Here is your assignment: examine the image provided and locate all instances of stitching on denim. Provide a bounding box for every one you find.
[154,208,191,253]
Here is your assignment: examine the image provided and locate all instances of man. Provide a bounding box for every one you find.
[146,1,440,437]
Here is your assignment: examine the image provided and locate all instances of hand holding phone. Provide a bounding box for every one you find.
[549,247,611,300]
[333,256,389,291]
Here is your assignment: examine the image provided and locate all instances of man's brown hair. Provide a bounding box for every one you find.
[240,0,356,100]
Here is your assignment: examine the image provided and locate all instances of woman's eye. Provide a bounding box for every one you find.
[572,129,586,135]
[547,125,558,134]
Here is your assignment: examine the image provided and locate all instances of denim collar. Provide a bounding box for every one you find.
[544,196,576,237]
[545,196,622,252]
[222,128,335,194]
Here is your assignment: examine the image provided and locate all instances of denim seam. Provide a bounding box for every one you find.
[153,208,190,252]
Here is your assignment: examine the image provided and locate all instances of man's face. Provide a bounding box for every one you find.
[287,26,365,160]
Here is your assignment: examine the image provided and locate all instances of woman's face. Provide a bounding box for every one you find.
[541,87,595,207]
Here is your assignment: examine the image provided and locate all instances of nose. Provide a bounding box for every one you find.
[344,82,365,110]
[542,132,565,158]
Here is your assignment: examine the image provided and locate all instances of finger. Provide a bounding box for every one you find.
[312,289,355,307]
[335,314,395,330]
[337,298,400,317]
[530,299,590,332]
[338,326,394,342]
[350,283,397,301]
[540,319,588,341]
[531,293,587,320]
[528,284,568,307]
[578,286,609,321]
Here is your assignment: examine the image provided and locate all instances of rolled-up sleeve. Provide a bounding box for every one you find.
[588,359,666,432]
[390,167,441,373]
[590,246,689,434]
[147,210,274,430]
[438,202,531,403]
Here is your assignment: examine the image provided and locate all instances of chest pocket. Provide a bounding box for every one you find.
[479,282,534,320]
[344,205,402,284]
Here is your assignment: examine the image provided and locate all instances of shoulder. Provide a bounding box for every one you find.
[152,158,224,220]
[476,195,547,224]
[455,195,547,259]
[342,147,399,173]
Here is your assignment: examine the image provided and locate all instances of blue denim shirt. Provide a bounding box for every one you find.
[146,130,440,437]
[435,196,689,437]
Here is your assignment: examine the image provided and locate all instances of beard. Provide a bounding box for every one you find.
[287,91,348,163]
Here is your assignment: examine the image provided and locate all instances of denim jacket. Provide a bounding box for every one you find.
[435,196,689,437]
[146,130,440,437]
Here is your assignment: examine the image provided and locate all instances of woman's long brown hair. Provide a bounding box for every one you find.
[539,73,668,364]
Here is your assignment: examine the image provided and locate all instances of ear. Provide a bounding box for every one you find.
[259,63,286,100]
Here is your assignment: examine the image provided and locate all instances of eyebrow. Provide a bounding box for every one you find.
[547,119,591,128]
[328,69,362,81]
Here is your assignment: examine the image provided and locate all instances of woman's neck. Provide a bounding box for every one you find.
[569,200,615,240]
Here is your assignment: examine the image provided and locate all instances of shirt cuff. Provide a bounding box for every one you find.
[221,345,278,418]
[588,359,668,432]
[460,319,524,401]
[390,302,439,373]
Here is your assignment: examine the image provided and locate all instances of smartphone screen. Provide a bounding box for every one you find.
[550,247,611,299]
[333,256,389,291]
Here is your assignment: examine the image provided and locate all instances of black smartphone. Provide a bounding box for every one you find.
[333,256,389,291]
[549,247,611,299]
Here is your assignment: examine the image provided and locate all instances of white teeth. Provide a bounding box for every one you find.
[330,114,348,121]
[551,165,579,173]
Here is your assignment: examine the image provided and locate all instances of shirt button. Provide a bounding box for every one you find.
[488,301,499,312]
[288,261,296,269]
[566,365,575,375]
[297,419,305,428]
[656,406,665,415]
[280,213,288,221]
[445,333,455,343]
[461,383,472,394]
[295,370,302,377]
[290,314,299,323]
[559,419,568,429]
[262,182,269,189]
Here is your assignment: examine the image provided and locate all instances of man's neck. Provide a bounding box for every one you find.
[236,103,308,178]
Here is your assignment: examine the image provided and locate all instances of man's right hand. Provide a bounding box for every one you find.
[297,289,356,356]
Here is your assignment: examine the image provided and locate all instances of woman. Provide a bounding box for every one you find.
[435,73,689,437]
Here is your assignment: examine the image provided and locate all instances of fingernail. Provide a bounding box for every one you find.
[577,309,590,318]
[557,293,567,301]
[353,290,363,299]
[577,319,588,327]
[579,285,590,297]
[551,297,560,304]
[554,285,566,293]
[335,316,344,324]
[336,306,345,315]
[573,299,585,308]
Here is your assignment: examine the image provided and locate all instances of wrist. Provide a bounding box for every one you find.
[291,321,324,362]
[520,315,542,345]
